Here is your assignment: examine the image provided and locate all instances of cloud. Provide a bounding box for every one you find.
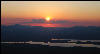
[50,20,79,25]
[23,19,79,25]
[50,20,69,24]
[23,19,45,23]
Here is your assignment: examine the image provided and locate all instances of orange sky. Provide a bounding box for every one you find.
[1,1,100,27]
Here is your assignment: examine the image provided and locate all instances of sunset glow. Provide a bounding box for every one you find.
[1,1,100,27]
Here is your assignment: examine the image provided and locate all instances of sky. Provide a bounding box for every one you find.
[1,1,100,27]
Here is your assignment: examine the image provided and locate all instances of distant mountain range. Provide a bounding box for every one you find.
[1,24,100,42]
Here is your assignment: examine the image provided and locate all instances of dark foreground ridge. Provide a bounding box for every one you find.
[1,43,100,54]
[1,24,100,42]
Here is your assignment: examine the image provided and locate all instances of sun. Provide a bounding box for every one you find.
[45,17,50,21]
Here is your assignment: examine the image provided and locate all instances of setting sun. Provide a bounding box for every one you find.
[45,17,50,21]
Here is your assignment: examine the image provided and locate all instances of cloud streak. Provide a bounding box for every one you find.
[23,19,45,23]
[23,19,79,25]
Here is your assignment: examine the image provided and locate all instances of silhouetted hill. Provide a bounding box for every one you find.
[1,24,100,42]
